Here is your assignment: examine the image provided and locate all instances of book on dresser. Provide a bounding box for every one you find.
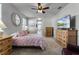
[0,35,12,55]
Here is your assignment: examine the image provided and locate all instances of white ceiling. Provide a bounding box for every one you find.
[11,3,68,19]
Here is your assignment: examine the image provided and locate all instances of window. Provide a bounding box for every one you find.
[37,19,42,34]
[22,17,42,34]
[28,20,36,27]
[0,4,1,20]
[22,18,27,30]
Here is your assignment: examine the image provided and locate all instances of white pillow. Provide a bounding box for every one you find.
[28,27,37,34]
[11,32,18,37]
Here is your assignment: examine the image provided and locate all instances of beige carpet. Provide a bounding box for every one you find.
[11,37,62,55]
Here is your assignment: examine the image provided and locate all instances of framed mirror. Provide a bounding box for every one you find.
[11,13,21,26]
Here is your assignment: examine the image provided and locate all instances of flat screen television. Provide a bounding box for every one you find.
[57,15,71,29]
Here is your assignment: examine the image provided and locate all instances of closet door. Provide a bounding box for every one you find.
[46,27,53,37]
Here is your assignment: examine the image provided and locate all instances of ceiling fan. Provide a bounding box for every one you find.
[31,3,49,13]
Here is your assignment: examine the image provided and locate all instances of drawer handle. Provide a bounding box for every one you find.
[0,49,3,52]
[0,42,3,45]
[7,45,11,48]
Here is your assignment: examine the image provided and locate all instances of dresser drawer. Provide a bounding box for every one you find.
[3,39,12,44]
[0,44,12,53]
[68,31,76,36]
[0,36,12,55]
[7,39,12,42]
[0,40,7,46]
[0,48,12,55]
[0,41,3,47]
[4,49,12,55]
[0,49,3,52]
[0,39,12,46]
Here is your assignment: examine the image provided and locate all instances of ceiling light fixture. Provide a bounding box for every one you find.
[37,10,42,13]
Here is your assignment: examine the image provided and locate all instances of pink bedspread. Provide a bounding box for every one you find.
[12,34,46,50]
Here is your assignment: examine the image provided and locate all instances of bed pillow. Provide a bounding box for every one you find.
[11,32,18,38]
[17,30,28,36]
[28,27,37,34]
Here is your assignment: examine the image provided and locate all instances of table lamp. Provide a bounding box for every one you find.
[0,20,7,37]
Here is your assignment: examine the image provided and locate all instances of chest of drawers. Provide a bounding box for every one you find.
[56,29,77,48]
[0,36,12,55]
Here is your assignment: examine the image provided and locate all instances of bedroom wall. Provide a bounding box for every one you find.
[42,17,52,36]
[51,3,79,40]
[1,3,50,35]
[2,3,26,35]
[2,3,79,37]
[0,4,1,20]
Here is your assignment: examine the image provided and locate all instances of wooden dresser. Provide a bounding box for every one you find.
[45,27,53,37]
[56,29,77,48]
[0,36,12,55]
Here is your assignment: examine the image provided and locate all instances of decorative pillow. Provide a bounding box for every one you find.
[17,30,28,36]
[28,27,37,34]
[11,32,18,38]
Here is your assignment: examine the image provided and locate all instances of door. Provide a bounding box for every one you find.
[46,27,53,37]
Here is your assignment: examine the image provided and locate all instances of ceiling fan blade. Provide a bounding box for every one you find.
[42,10,45,13]
[31,8,37,10]
[43,7,49,10]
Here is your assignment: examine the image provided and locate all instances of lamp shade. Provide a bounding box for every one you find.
[0,20,7,29]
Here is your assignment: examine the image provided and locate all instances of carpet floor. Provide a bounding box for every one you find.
[11,37,62,55]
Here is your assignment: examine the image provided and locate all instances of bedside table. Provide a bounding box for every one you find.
[0,35,12,55]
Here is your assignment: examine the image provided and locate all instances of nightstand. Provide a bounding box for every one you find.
[0,35,12,55]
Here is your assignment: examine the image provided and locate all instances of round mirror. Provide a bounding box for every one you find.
[11,13,21,26]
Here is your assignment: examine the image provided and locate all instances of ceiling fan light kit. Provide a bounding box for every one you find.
[31,3,49,14]
[37,10,42,13]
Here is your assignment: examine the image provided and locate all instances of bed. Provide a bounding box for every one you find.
[12,33,46,50]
